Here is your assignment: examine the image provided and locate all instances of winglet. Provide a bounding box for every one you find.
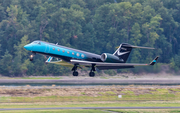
[150,56,159,65]
[46,56,53,63]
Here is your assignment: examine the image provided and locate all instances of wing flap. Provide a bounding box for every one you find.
[97,66,134,70]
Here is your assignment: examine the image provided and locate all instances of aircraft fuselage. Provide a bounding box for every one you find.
[24,40,102,63]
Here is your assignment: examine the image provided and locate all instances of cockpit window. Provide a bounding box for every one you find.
[32,41,41,45]
[32,42,37,44]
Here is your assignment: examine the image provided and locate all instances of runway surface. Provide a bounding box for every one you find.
[0,79,180,85]
[0,107,180,111]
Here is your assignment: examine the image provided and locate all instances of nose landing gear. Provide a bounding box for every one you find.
[29,53,36,61]
[30,55,34,61]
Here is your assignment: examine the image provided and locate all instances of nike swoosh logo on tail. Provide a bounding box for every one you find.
[117,51,130,56]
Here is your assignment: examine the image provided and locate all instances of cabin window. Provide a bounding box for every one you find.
[72,52,74,55]
[53,48,55,50]
[67,51,69,54]
[58,49,60,51]
[76,53,80,57]
[62,50,65,53]
[81,54,84,58]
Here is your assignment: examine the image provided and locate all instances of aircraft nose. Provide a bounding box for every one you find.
[24,44,32,51]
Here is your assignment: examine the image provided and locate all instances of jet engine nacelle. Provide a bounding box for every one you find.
[101,53,122,63]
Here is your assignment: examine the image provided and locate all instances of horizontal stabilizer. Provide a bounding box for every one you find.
[129,45,155,49]
[150,56,159,65]
[116,44,155,49]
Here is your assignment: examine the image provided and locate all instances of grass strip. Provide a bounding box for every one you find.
[108,109,180,113]
[0,101,180,108]
[1,93,179,103]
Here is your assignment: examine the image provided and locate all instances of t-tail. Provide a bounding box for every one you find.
[113,43,155,63]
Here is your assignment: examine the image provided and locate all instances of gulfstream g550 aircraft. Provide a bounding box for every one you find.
[24,41,158,77]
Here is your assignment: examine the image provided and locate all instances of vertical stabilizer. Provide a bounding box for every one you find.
[113,43,155,63]
[113,43,133,63]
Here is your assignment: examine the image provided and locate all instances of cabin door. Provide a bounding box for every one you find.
[45,44,50,53]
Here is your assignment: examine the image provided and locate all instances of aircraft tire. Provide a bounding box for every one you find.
[73,71,78,76]
[89,72,95,77]
[30,58,33,61]
[29,54,34,61]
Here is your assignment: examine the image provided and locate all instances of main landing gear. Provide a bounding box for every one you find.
[29,53,36,61]
[72,65,78,76]
[71,64,96,77]
[89,64,95,77]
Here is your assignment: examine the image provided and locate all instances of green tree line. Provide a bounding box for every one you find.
[0,0,180,76]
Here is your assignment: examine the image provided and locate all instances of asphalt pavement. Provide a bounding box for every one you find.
[0,79,180,85]
[0,107,180,111]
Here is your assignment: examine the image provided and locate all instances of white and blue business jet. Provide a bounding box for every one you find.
[24,41,159,77]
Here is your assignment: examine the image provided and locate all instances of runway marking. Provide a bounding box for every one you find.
[0,107,180,111]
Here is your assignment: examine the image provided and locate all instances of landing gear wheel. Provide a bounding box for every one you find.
[30,58,33,61]
[29,55,34,61]
[73,71,78,76]
[89,72,95,77]
[72,65,79,76]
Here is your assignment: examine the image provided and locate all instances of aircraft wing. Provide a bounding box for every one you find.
[70,56,159,70]
[45,57,74,68]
